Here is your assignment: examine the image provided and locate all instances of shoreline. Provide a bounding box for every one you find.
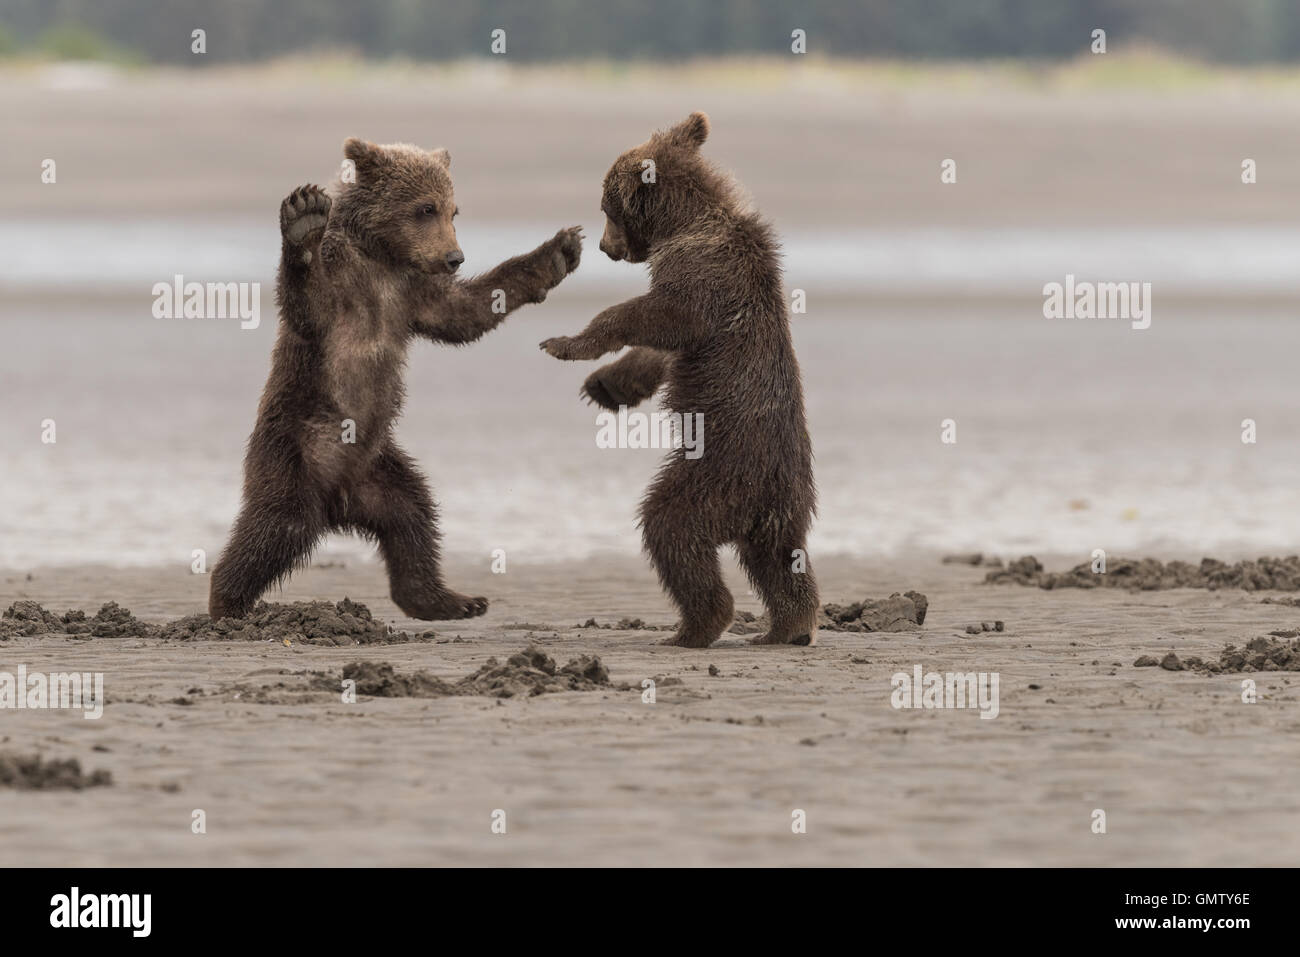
[2,555,1297,866]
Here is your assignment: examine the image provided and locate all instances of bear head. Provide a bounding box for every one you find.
[335,138,463,274]
[600,111,728,263]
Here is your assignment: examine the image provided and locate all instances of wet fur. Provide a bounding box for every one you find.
[542,112,819,648]
[209,141,582,621]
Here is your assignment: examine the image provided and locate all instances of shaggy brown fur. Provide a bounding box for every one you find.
[209,139,582,621]
[541,112,819,648]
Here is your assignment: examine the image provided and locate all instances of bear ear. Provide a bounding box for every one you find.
[428,147,451,170]
[665,111,709,150]
[343,138,386,175]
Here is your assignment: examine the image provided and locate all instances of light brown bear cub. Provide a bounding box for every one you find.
[209,139,582,621]
[541,112,819,649]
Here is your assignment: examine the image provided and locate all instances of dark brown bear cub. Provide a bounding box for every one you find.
[541,112,818,648]
[209,139,582,621]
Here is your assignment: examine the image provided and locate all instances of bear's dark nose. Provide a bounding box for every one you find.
[445,249,464,271]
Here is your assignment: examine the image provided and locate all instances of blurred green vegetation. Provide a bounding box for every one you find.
[1,0,1299,65]
[33,21,141,63]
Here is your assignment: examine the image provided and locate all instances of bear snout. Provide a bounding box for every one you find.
[444,249,465,272]
[599,238,625,261]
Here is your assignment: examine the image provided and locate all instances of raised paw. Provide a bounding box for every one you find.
[538,225,583,287]
[280,184,332,256]
[539,335,606,361]
[554,225,583,273]
[393,588,488,621]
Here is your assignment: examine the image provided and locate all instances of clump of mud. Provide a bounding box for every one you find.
[440,646,615,697]
[821,591,929,632]
[574,617,672,632]
[3,598,435,645]
[727,611,764,635]
[89,601,157,638]
[986,555,1300,591]
[1133,634,1300,673]
[728,591,929,636]
[0,600,154,639]
[159,599,433,646]
[324,661,455,696]
[231,646,623,703]
[0,753,113,790]
[942,553,1003,567]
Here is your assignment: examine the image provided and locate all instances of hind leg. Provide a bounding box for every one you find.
[737,533,820,646]
[209,493,324,620]
[640,473,733,648]
[347,443,486,620]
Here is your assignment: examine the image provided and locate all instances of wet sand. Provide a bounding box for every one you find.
[5,59,1300,228]
[2,555,1297,866]
[4,60,1299,866]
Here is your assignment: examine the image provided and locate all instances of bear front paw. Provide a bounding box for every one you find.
[539,335,606,361]
[542,226,584,285]
[280,184,332,255]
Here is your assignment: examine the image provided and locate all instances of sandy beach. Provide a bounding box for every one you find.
[2,554,1297,867]
[3,60,1300,868]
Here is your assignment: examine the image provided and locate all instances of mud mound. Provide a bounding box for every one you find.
[159,599,433,646]
[229,646,622,702]
[328,661,454,697]
[728,611,765,635]
[0,753,113,790]
[822,591,929,632]
[987,555,1300,591]
[1215,635,1300,671]
[1133,635,1300,673]
[0,601,154,639]
[88,601,157,638]
[4,598,436,645]
[453,646,615,697]
[574,617,671,632]
[728,592,929,636]
[0,601,66,638]
[942,553,1003,567]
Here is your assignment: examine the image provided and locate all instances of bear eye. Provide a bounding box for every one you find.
[419,203,438,217]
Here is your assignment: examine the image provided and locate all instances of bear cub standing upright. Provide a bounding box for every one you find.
[541,112,819,648]
[209,138,582,621]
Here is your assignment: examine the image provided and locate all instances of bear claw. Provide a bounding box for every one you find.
[393,589,488,621]
[281,184,331,249]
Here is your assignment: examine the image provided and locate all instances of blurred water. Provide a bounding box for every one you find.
[1,272,1298,568]
[6,220,1300,296]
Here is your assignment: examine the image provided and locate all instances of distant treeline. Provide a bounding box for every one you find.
[3,0,1300,64]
